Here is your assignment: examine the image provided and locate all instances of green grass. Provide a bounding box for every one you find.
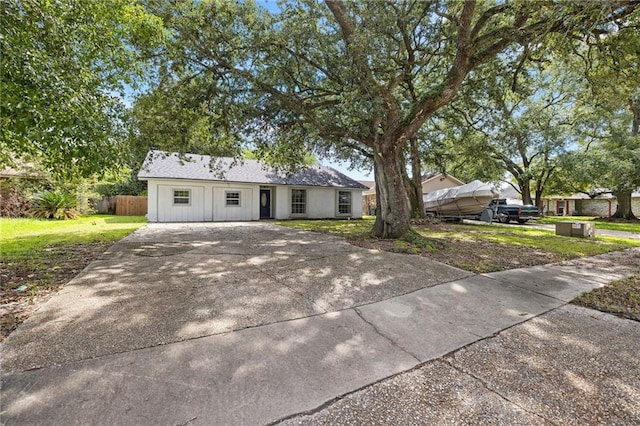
[1,215,147,257]
[275,217,373,237]
[426,223,640,257]
[276,217,640,258]
[538,216,640,233]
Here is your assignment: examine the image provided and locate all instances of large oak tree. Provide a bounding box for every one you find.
[145,0,638,237]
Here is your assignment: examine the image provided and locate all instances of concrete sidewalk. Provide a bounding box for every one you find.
[1,224,638,425]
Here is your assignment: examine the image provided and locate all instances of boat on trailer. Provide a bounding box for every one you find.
[423,180,499,218]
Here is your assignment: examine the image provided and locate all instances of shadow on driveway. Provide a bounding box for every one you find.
[0,222,470,372]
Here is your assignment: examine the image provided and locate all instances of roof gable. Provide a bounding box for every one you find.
[421,173,464,187]
[137,151,368,190]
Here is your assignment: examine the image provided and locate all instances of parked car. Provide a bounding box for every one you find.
[489,199,539,224]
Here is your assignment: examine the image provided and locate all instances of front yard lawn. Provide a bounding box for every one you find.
[276,217,640,273]
[0,215,146,340]
[537,216,640,233]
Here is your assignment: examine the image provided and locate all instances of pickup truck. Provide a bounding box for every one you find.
[489,199,539,224]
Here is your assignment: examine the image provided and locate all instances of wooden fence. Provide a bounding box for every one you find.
[115,195,147,216]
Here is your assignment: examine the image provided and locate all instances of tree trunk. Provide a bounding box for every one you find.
[401,144,425,219]
[519,179,533,205]
[373,142,411,238]
[535,189,544,212]
[630,97,639,137]
[612,190,636,220]
[409,137,425,218]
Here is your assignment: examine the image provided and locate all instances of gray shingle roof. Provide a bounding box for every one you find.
[138,151,368,190]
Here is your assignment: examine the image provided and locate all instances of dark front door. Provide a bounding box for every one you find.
[259,189,271,219]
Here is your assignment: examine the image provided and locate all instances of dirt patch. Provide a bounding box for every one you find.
[573,274,640,321]
[0,242,112,341]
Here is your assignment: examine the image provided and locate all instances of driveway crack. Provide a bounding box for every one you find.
[353,308,421,363]
[444,357,559,425]
[251,264,328,314]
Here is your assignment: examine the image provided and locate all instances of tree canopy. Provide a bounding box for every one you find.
[136,0,638,236]
[3,0,638,228]
[0,0,164,177]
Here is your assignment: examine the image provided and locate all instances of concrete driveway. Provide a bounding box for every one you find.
[1,222,471,372]
[1,223,638,425]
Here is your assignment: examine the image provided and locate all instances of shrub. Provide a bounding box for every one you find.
[30,190,79,220]
[0,180,32,217]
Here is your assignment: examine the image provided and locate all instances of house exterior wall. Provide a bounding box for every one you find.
[542,195,640,217]
[147,179,258,222]
[157,184,206,222]
[576,199,612,217]
[421,175,464,194]
[273,186,362,219]
[542,199,576,216]
[146,178,363,222]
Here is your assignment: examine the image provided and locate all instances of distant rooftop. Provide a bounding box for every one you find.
[138,151,368,190]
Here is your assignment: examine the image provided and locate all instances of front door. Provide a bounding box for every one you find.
[259,189,271,219]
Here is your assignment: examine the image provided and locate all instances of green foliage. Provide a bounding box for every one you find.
[136,0,638,237]
[95,175,147,197]
[426,52,576,205]
[30,191,79,220]
[0,0,165,178]
[548,16,640,218]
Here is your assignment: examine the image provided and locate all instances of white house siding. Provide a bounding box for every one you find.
[212,187,256,221]
[274,186,289,219]
[157,184,206,222]
[307,188,336,218]
[421,176,463,194]
[146,179,259,222]
[146,179,363,222]
[272,187,363,219]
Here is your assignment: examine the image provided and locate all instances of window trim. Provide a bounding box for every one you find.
[225,191,241,207]
[336,190,352,216]
[290,188,307,216]
[173,189,191,206]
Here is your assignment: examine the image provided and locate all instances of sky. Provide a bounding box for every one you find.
[321,158,373,181]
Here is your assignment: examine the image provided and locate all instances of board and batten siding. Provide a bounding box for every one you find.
[147,179,259,222]
[273,186,362,219]
[146,178,362,222]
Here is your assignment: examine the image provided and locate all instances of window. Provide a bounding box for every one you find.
[338,191,352,215]
[226,191,241,207]
[173,189,190,205]
[291,189,306,215]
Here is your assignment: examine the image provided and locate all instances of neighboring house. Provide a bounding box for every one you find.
[357,173,464,215]
[541,190,640,217]
[137,151,367,222]
[421,173,465,194]
[358,180,376,215]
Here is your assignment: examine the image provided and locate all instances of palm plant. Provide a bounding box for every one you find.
[30,190,79,220]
